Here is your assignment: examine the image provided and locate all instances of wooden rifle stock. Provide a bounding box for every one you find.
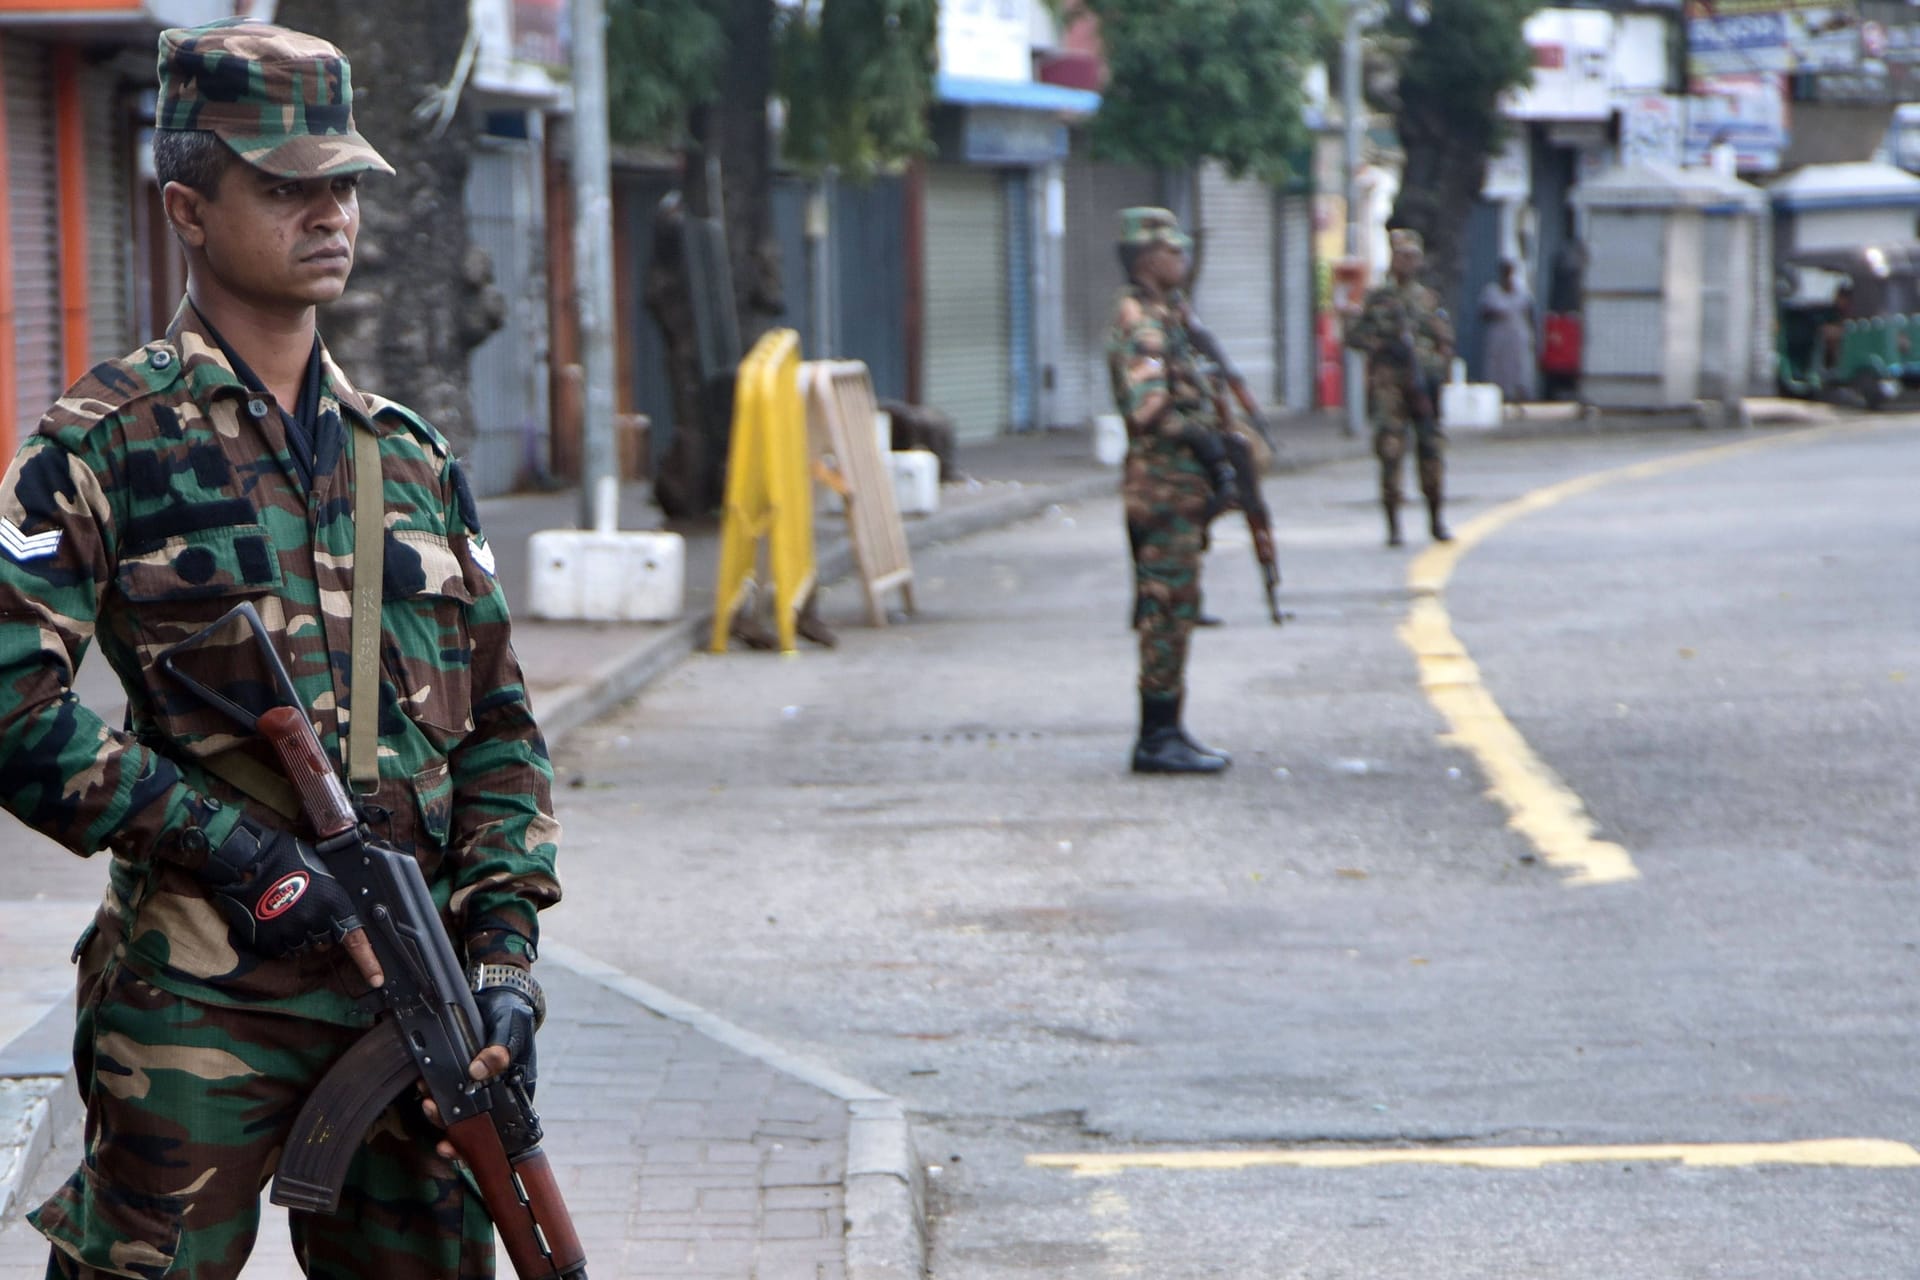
[448,1115,588,1278]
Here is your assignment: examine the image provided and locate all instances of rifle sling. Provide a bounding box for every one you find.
[348,419,384,791]
[199,419,385,817]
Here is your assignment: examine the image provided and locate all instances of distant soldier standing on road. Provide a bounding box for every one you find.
[0,19,560,1279]
[1345,228,1456,546]
[1108,208,1237,775]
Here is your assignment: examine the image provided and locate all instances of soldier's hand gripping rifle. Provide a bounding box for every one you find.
[1191,333,1287,625]
[158,602,588,1280]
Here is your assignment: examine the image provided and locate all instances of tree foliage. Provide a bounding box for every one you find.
[1072,0,1319,183]
[606,0,936,176]
[1380,0,1539,296]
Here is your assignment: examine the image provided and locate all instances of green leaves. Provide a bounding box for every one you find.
[1078,0,1317,182]
[606,0,726,145]
[1389,0,1540,150]
[778,0,938,174]
[606,0,936,175]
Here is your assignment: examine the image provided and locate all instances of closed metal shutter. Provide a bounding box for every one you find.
[923,164,1007,443]
[1191,161,1275,405]
[1059,139,1160,427]
[83,65,131,362]
[1276,193,1314,412]
[1004,171,1035,432]
[8,38,62,432]
[464,140,546,496]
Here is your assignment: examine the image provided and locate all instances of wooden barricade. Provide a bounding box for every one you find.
[711,330,815,654]
[801,360,915,626]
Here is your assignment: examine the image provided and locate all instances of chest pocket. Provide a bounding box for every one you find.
[117,524,283,604]
[382,528,476,748]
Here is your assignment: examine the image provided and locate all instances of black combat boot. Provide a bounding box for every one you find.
[1420,457,1452,542]
[1132,692,1231,775]
[1383,497,1403,548]
[1173,692,1231,764]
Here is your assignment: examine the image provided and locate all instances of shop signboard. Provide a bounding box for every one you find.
[1619,94,1687,167]
[1685,72,1789,171]
[941,0,1031,83]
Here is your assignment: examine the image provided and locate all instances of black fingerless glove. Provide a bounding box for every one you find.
[195,818,361,958]
[475,983,540,1096]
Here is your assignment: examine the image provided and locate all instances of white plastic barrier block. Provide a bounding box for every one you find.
[1094,413,1127,466]
[1440,381,1503,430]
[527,529,685,622]
[889,449,940,516]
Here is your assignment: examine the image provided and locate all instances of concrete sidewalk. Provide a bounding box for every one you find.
[1,417,1375,1278]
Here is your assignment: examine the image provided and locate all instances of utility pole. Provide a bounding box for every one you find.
[571,0,619,531]
[1341,0,1367,438]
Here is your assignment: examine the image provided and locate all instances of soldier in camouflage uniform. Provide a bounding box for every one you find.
[1108,208,1238,775]
[1344,228,1456,546]
[0,20,560,1280]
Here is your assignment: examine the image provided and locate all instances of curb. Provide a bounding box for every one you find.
[0,1004,80,1225]
[537,469,1124,749]
[542,943,926,1280]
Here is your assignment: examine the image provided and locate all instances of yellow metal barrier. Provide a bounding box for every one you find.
[710,330,816,654]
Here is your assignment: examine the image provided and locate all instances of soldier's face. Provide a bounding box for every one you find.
[1392,247,1422,280]
[169,165,361,312]
[1145,244,1188,289]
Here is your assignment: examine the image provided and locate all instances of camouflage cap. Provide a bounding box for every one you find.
[1118,207,1193,255]
[1389,228,1425,256]
[156,18,394,180]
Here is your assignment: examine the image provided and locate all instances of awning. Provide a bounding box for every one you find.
[936,74,1100,117]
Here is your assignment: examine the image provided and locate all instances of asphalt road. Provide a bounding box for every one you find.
[546,417,1920,1279]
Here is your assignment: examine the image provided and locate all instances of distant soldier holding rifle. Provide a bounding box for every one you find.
[1108,208,1236,775]
[1186,313,1286,624]
[0,18,576,1278]
[1345,228,1456,546]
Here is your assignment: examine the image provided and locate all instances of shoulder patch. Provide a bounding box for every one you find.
[364,395,452,460]
[36,343,183,443]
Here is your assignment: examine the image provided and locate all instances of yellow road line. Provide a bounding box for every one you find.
[1029,1138,1920,1177]
[1400,421,1884,886]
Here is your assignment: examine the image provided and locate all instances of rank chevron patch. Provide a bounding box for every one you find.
[0,517,62,562]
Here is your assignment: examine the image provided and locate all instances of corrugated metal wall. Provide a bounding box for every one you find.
[82,66,131,364]
[8,37,62,432]
[1060,142,1160,428]
[1276,193,1314,412]
[833,176,908,402]
[1190,162,1276,404]
[923,164,1008,443]
[1004,170,1035,432]
[464,140,547,496]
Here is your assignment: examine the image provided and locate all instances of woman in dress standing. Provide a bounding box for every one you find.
[1480,258,1537,406]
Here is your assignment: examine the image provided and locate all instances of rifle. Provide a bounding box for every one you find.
[158,602,588,1280]
[1196,357,1287,626]
[1398,311,1441,429]
[1187,317,1278,453]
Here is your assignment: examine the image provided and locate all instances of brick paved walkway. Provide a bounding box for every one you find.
[0,961,857,1279]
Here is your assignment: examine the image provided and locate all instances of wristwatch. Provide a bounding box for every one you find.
[467,963,546,1029]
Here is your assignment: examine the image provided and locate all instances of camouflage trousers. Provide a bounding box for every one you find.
[1373,413,1446,508]
[1124,458,1210,698]
[32,959,494,1280]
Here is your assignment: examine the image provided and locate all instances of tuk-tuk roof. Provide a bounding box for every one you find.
[1781,243,1920,279]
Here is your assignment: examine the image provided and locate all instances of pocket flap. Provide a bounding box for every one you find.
[115,524,282,603]
[385,529,475,604]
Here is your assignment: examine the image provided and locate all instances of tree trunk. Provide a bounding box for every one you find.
[274,0,503,454]
[1388,105,1493,306]
[686,0,783,348]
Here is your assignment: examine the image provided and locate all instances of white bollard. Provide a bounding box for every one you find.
[1093,413,1127,467]
[889,449,940,515]
[527,528,686,622]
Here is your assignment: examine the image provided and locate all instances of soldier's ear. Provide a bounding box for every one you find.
[161,180,211,250]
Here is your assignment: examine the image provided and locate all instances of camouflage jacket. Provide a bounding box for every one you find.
[0,303,560,1025]
[1344,277,1454,389]
[1106,285,1219,471]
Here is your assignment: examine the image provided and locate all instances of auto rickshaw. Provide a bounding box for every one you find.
[1776,243,1920,410]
